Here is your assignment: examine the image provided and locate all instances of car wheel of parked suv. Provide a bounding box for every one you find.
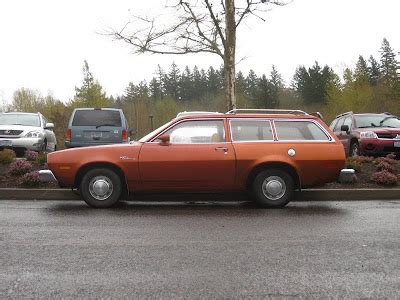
[80,168,122,208]
[350,142,359,157]
[253,169,294,208]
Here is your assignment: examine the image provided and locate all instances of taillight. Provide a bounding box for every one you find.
[66,129,71,141]
[122,129,128,142]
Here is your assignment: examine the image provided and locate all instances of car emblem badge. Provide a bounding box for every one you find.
[4,130,10,134]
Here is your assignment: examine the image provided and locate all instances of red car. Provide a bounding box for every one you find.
[330,112,400,157]
[40,109,346,208]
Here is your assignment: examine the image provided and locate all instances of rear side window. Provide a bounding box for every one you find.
[72,110,122,127]
[275,121,330,141]
[230,120,273,141]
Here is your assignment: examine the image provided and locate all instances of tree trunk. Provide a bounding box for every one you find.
[224,0,236,111]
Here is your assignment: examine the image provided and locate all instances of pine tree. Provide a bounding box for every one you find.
[379,38,398,89]
[245,70,258,98]
[164,62,180,100]
[354,55,369,83]
[367,55,380,86]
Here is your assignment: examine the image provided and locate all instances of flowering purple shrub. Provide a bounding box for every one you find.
[370,170,398,186]
[0,149,16,164]
[376,161,395,173]
[25,150,39,161]
[21,171,40,187]
[8,160,33,176]
[374,156,396,165]
[386,153,396,160]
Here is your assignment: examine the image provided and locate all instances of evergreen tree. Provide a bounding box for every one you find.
[256,74,278,108]
[269,65,283,107]
[293,62,334,104]
[235,71,246,94]
[207,66,221,94]
[164,62,180,99]
[354,55,369,83]
[367,55,380,86]
[179,66,193,100]
[379,38,398,89]
[245,70,258,98]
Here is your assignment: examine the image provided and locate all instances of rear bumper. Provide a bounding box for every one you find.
[38,170,58,183]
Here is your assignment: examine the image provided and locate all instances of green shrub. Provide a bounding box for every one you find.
[345,157,362,172]
[0,149,16,164]
[36,153,47,165]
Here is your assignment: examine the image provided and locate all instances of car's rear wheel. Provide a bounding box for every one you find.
[80,168,122,208]
[252,169,294,208]
[350,142,359,157]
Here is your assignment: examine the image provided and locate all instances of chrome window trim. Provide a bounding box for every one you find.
[273,119,335,143]
[147,118,227,144]
[228,118,275,142]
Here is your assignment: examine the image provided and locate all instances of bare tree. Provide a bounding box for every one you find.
[109,0,288,110]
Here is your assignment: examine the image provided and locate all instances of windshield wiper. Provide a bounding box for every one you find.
[95,124,116,129]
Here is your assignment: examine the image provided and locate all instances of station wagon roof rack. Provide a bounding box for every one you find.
[335,111,353,118]
[226,109,308,115]
[176,111,222,117]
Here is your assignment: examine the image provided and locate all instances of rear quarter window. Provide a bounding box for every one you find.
[72,110,122,127]
[275,121,330,141]
[230,120,273,141]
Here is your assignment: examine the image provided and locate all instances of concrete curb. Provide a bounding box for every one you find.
[0,188,399,201]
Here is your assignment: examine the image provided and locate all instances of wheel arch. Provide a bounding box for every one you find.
[74,162,129,197]
[246,162,301,191]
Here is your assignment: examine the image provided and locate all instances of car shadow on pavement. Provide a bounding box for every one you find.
[44,199,348,217]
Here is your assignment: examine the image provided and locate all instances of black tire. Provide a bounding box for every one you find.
[80,168,122,208]
[252,169,294,208]
[349,142,359,157]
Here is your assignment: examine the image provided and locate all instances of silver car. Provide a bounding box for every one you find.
[0,112,57,155]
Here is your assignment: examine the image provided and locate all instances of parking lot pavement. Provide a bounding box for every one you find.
[1,200,400,298]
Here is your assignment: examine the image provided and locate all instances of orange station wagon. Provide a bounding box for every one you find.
[40,109,346,208]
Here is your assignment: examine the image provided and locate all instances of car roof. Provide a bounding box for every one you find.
[73,108,122,111]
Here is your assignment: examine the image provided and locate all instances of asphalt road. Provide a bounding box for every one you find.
[1,200,399,299]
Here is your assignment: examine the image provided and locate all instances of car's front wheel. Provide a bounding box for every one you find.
[80,168,122,208]
[253,169,294,208]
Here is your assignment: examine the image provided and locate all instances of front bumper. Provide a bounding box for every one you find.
[0,137,44,151]
[38,170,58,183]
[360,139,400,155]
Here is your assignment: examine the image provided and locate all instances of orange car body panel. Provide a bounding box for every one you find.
[47,113,346,192]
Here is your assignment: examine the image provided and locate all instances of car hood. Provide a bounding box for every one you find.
[48,142,143,163]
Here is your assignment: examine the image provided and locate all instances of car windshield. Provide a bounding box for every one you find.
[138,120,175,142]
[355,115,400,128]
[0,113,40,126]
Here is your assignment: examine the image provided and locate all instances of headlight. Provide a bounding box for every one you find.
[25,131,44,138]
[360,131,378,139]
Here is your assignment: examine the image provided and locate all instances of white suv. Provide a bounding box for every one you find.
[0,112,57,155]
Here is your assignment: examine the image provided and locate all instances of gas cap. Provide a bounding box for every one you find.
[288,149,296,157]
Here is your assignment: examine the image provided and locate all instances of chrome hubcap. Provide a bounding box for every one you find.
[89,176,113,201]
[262,176,286,200]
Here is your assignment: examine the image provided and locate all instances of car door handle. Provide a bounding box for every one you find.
[215,147,228,153]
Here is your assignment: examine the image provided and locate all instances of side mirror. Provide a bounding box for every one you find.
[158,134,170,146]
[45,123,54,129]
[340,125,349,132]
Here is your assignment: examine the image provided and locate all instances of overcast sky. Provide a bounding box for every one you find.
[0,0,399,104]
